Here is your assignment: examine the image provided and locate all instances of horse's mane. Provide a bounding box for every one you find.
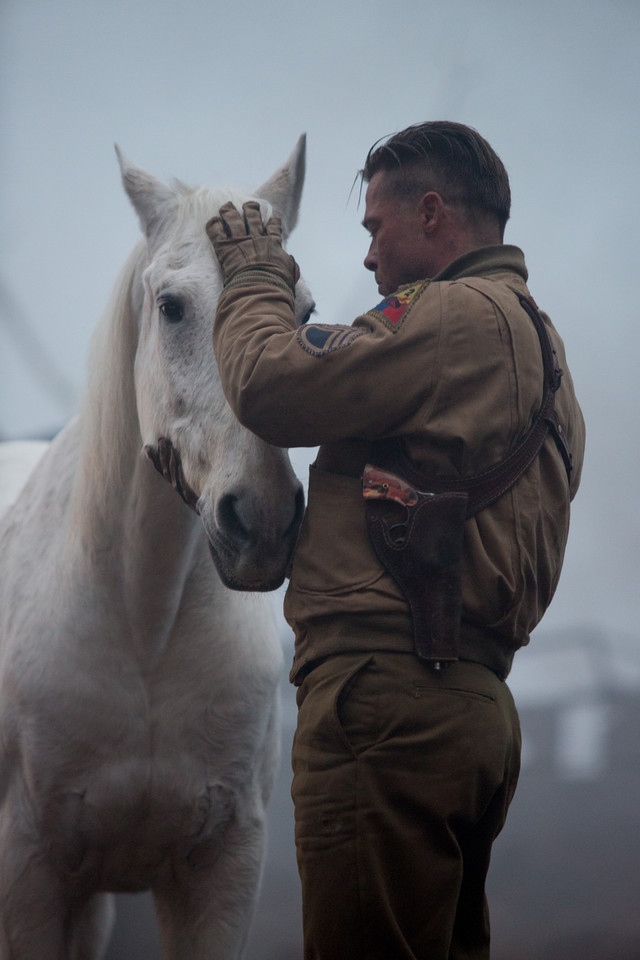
[69,183,270,543]
[69,240,146,541]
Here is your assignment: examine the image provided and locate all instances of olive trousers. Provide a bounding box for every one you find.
[291,652,521,960]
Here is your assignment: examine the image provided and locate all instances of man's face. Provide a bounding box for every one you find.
[362,171,431,297]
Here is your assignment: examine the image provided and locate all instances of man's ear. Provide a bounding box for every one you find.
[419,191,445,232]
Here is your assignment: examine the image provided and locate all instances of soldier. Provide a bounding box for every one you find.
[207,121,585,960]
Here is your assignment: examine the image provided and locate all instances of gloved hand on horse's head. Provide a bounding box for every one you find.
[206,201,299,292]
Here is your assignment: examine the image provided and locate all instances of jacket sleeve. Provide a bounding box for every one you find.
[212,278,440,448]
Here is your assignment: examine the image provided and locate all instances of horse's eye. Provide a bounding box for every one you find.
[300,303,316,326]
[158,298,184,323]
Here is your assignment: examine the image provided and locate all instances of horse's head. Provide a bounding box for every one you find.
[117,139,311,591]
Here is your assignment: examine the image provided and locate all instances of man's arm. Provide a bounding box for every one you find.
[207,202,438,447]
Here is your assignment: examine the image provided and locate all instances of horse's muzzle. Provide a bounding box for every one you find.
[204,482,304,592]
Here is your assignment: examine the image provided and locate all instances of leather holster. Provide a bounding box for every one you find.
[363,464,468,666]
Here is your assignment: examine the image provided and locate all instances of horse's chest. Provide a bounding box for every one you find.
[48,758,240,890]
[3,619,274,889]
[13,668,261,889]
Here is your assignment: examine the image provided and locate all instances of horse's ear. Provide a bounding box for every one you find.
[255,134,306,238]
[115,145,179,242]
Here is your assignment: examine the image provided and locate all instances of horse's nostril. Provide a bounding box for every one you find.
[216,493,249,543]
[216,482,304,547]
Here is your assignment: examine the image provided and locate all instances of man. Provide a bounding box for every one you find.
[206,122,585,960]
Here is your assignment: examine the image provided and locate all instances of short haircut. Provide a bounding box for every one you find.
[362,121,511,233]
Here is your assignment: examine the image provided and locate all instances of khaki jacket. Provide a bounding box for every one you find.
[213,245,585,681]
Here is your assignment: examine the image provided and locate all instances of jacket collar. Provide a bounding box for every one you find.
[432,245,528,283]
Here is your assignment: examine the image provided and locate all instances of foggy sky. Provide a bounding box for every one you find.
[1,0,639,650]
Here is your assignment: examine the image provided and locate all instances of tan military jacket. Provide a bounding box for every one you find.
[213,245,585,681]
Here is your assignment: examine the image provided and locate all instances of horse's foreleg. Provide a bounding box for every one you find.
[152,813,267,960]
[0,796,114,960]
[0,869,113,960]
[68,893,115,960]
[0,835,67,960]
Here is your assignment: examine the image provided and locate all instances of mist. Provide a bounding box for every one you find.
[1,0,639,955]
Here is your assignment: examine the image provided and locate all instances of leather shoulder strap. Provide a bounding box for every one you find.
[372,294,572,518]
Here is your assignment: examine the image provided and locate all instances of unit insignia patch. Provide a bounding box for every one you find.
[370,282,423,328]
[296,323,368,356]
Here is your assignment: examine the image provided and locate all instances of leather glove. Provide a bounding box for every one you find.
[206,201,299,291]
[144,437,200,513]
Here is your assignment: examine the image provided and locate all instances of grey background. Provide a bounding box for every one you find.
[2,0,639,956]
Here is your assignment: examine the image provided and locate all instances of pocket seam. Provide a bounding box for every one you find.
[332,655,375,757]
[289,568,387,598]
[413,685,496,705]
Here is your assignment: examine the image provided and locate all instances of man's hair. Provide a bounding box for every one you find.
[362,121,511,233]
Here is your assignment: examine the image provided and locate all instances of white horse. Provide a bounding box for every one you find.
[0,137,311,960]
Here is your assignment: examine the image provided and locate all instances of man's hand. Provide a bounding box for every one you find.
[206,200,299,291]
[144,437,200,513]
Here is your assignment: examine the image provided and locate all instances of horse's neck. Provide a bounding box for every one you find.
[120,458,210,651]
[68,429,210,658]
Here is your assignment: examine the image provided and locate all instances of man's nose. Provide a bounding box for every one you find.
[364,240,377,272]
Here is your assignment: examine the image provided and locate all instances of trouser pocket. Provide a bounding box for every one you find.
[294,654,377,761]
[333,655,379,756]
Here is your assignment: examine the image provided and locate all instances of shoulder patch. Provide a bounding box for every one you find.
[296,323,368,357]
[368,282,423,330]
